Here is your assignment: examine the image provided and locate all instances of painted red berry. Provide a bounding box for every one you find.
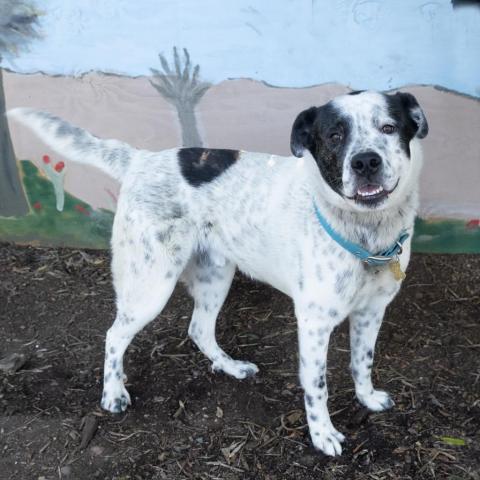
[33,201,42,210]
[75,204,90,216]
[54,161,65,172]
[466,219,480,229]
[42,155,50,164]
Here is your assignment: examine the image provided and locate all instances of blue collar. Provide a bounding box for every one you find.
[313,203,409,266]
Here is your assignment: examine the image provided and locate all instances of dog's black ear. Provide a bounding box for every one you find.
[397,92,429,139]
[290,106,318,157]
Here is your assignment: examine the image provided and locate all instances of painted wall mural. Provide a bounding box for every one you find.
[0,0,479,252]
[0,0,40,217]
[150,48,211,148]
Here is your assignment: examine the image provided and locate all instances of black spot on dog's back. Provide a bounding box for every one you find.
[348,90,365,96]
[178,148,239,187]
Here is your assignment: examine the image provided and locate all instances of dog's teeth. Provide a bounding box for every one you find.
[357,186,384,197]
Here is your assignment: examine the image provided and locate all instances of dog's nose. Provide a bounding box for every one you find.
[350,152,382,176]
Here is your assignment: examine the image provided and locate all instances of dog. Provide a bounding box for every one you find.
[9,90,428,456]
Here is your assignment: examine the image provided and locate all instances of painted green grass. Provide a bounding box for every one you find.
[0,160,478,253]
[413,217,480,254]
[0,160,113,249]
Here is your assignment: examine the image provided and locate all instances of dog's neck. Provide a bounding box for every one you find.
[313,192,418,256]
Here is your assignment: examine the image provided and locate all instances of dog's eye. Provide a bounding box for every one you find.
[381,124,396,134]
[330,132,343,142]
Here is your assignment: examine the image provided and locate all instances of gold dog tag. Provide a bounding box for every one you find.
[389,260,406,281]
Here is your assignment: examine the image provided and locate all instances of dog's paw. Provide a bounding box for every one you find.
[101,384,131,413]
[357,389,394,412]
[212,359,259,380]
[311,426,345,456]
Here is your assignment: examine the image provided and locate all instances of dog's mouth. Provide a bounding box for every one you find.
[347,179,399,206]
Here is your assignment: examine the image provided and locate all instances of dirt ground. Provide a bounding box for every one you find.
[0,243,479,480]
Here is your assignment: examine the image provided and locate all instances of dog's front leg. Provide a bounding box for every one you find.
[349,304,394,411]
[296,304,345,456]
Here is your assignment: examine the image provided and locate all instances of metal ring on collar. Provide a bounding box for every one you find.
[395,242,403,255]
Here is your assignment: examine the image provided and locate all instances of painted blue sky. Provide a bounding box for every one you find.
[5,0,480,96]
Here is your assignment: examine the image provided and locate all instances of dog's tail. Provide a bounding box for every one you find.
[8,108,136,182]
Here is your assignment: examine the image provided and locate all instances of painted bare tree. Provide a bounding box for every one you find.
[150,47,210,147]
[0,0,40,216]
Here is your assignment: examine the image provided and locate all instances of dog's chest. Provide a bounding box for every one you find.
[352,264,401,311]
[299,231,403,317]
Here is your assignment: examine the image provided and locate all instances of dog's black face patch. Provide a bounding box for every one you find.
[291,104,351,195]
[178,148,239,187]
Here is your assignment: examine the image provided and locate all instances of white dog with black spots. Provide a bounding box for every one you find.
[9,90,428,456]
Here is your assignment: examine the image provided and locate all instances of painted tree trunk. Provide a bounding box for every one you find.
[0,68,29,217]
[177,105,203,148]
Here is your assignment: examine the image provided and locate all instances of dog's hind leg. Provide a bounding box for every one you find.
[184,251,259,379]
[101,222,193,413]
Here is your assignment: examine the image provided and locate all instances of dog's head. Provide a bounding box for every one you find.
[290,91,428,211]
